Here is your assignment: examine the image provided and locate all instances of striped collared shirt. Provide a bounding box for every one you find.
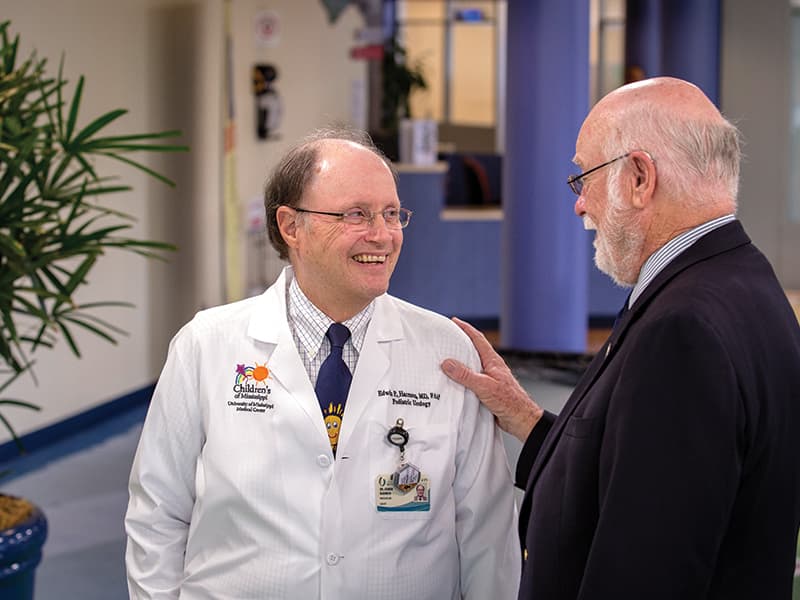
[287,274,374,388]
[628,213,736,309]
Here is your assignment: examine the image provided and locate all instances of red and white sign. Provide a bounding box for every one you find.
[350,44,383,61]
[255,10,280,48]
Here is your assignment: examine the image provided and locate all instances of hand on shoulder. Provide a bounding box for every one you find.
[441,317,543,442]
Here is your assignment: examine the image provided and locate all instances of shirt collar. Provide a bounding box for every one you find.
[287,275,374,359]
[629,213,736,308]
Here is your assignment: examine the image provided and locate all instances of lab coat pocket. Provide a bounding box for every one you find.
[369,421,454,520]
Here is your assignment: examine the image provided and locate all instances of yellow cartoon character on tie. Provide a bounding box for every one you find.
[324,402,345,451]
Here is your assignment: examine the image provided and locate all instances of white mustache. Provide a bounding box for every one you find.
[583,215,597,231]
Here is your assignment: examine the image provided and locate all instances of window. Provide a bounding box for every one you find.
[395,0,505,153]
[590,0,626,104]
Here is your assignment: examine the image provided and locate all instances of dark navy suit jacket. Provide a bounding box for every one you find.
[515,221,800,599]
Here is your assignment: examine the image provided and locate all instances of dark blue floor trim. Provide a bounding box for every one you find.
[450,316,499,331]
[451,316,617,332]
[0,383,154,472]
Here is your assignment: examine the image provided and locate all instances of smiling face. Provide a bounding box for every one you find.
[278,140,403,321]
[325,414,342,446]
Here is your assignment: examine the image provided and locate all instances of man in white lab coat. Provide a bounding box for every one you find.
[125,128,520,599]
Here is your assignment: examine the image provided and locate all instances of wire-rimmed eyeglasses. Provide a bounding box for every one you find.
[291,206,413,229]
[566,153,631,196]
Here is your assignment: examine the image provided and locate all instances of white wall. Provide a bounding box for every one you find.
[230,0,367,292]
[1,0,365,444]
[721,0,800,289]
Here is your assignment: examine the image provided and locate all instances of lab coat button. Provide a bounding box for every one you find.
[317,455,331,468]
[326,552,340,565]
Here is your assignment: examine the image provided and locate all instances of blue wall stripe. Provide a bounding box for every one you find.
[0,383,154,467]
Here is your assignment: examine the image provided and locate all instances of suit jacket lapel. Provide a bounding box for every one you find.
[627,220,751,316]
[521,221,750,498]
[521,331,618,493]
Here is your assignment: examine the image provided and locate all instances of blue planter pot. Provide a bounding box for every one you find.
[0,499,48,599]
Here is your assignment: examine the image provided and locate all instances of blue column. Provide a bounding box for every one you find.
[662,1,720,103]
[624,0,663,78]
[626,0,720,103]
[502,0,590,353]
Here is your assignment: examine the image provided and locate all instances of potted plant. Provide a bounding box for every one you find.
[373,32,428,161]
[0,20,186,597]
[381,33,428,134]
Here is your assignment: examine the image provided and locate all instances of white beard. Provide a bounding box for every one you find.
[588,178,645,287]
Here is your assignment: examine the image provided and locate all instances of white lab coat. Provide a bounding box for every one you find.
[125,267,520,599]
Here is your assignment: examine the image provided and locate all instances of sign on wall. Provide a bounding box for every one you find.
[255,10,280,48]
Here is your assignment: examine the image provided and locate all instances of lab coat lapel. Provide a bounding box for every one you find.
[246,268,329,441]
[336,295,402,453]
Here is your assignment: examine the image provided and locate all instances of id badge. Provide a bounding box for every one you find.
[375,473,430,512]
[376,417,431,512]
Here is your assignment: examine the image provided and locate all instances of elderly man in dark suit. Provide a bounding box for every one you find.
[442,77,800,599]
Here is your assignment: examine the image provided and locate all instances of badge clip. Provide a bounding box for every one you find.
[386,418,421,492]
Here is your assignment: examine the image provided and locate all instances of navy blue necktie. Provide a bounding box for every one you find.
[612,295,632,332]
[315,323,352,454]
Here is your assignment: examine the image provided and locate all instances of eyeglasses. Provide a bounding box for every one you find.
[292,206,413,229]
[566,153,631,196]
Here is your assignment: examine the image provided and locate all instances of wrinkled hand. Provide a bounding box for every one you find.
[441,317,543,442]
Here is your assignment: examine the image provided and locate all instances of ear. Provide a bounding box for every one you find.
[629,151,657,209]
[276,205,300,250]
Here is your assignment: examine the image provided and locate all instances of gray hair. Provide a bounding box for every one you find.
[602,103,742,207]
[263,126,396,260]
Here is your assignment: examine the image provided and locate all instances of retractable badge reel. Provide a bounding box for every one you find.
[386,418,421,492]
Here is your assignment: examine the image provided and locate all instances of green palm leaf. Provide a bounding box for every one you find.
[0,20,188,453]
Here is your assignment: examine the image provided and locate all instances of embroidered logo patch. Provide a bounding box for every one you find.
[377,388,440,408]
[229,362,273,412]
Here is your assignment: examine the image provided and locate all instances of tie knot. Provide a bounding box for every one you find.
[326,323,351,349]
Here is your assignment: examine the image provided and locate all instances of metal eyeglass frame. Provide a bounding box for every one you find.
[291,206,413,229]
[566,152,632,196]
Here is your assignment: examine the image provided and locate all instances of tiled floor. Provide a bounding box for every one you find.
[3,405,147,599]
